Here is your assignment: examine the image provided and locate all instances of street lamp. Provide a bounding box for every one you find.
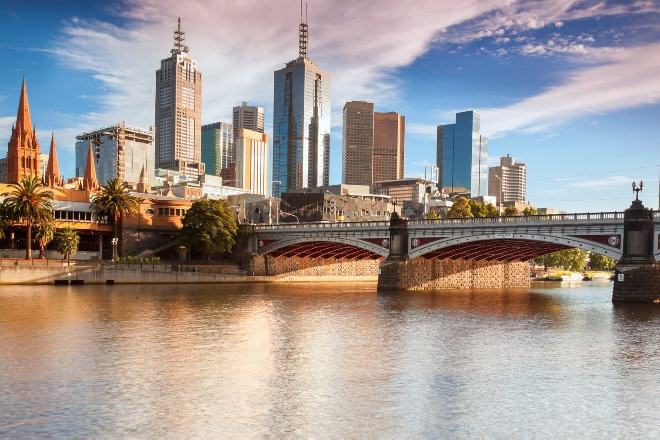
[111,237,118,263]
[178,245,186,271]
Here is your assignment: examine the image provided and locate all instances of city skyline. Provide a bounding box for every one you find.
[1,0,659,212]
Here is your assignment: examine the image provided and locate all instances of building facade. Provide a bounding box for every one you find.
[272,12,331,196]
[373,111,405,184]
[155,18,204,180]
[488,154,527,208]
[437,110,488,197]
[232,102,264,140]
[236,129,269,196]
[201,122,233,177]
[6,79,40,183]
[75,123,155,187]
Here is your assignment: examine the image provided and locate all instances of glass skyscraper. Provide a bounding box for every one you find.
[201,122,233,177]
[272,14,331,196]
[437,110,488,197]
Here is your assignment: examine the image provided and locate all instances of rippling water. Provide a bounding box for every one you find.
[1,281,658,438]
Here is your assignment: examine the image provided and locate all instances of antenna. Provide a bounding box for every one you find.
[298,1,308,59]
[171,17,189,55]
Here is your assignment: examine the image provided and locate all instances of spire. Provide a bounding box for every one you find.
[171,17,190,55]
[298,1,308,59]
[84,141,98,190]
[15,77,33,134]
[45,132,61,187]
[137,164,151,193]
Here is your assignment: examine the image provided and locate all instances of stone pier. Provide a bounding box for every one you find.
[612,195,659,302]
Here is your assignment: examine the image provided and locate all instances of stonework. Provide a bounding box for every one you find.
[378,258,530,290]
[612,264,660,302]
[254,255,382,278]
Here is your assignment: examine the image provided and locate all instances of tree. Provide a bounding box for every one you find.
[523,206,538,216]
[589,252,616,271]
[483,203,500,217]
[426,210,440,219]
[447,197,473,219]
[0,203,7,241]
[91,178,139,248]
[34,219,56,259]
[54,227,80,262]
[177,199,238,260]
[2,175,54,259]
[534,248,588,272]
[503,205,520,216]
[468,199,487,218]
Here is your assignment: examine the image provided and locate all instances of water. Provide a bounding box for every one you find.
[1,281,658,438]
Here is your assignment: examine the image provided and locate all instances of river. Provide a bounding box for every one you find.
[1,281,658,438]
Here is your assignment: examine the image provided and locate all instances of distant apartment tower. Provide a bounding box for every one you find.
[201,122,233,177]
[437,110,488,197]
[6,78,40,183]
[342,101,405,188]
[155,18,204,180]
[233,102,264,140]
[272,9,331,195]
[75,123,155,187]
[236,129,269,196]
[488,154,527,207]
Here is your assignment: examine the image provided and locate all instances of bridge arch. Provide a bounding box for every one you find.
[409,233,623,261]
[257,236,389,259]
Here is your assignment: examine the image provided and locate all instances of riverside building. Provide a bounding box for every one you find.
[201,122,233,177]
[488,154,527,208]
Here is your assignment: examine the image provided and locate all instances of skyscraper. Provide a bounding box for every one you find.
[236,128,269,196]
[437,110,488,197]
[201,122,233,177]
[233,102,264,140]
[272,7,331,196]
[488,154,527,207]
[155,18,204,180]
[6,78,40,183]
[342,101,405,189]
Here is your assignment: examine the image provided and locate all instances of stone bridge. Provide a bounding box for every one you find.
[247,208,660,301]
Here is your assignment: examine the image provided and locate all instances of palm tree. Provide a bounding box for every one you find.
[2,175,54,259]
[34,219,56,259]
[54,227,80,265]
[91,178,139,259]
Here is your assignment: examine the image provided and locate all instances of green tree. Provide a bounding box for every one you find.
[483,203,500,217]
[54,227,80,262]
[91,178,139,255]
[34,219,56,259]
[426,210,440,219]
[447,197,473,219]
[2,175,54,259]
[0,203,7,241]
[503,205,520,216]
[177,199,238,260]
[468,199,487,217]
[534,248,588,271]
[523,206,539,216]
[589,252,616,271]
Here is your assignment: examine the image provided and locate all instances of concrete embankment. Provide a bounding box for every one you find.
[0,262,376,285]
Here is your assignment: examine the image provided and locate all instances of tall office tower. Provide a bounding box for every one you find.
[342,101,405,189]
[233,102,264,140]
[155,18,204,180]
[436,110,488,197]
[6,78,40,183]
[488,154,527,207]
[236,129,270,196]
[201,122,233,177]
[75,123,155,187]
[272,7,331,196]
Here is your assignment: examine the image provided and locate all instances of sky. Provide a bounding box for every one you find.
[0,0,659,213]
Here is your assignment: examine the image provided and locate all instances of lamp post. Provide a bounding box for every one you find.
[178,245,186,271]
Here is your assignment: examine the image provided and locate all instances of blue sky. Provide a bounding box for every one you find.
[1,0,659,212]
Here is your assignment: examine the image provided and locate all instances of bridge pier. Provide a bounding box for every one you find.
[612,197,659,303]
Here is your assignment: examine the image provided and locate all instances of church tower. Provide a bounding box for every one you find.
[6,78,41,183]
[44,133,62,187]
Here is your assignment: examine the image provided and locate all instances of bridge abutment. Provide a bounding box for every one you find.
[612,198,659,302]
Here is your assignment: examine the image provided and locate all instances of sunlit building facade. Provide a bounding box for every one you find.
[272,13,331,196]
[201,122,233,177]
[488,154,527,207]
[236,129,269,196]
[437,110,488,197]
[232,102,264,140]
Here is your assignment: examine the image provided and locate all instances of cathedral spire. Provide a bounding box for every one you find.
[84,141,98,190]
[6,78,40,183]
[45,132,61,187]
[15,77,33,134]
[171,17,189,55]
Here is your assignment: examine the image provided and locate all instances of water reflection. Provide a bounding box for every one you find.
[0,282,658,438]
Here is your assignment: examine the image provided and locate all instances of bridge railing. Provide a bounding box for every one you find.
[253,220,390,231]
[408,211,625,226]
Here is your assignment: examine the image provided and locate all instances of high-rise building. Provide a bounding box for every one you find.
[342,101,405,189]
[437,110,488,197]
[6,78,40,183]
[488,154,527,207]
[232,102,264,140]
[155,18,204,180]
[75,123,154,187]
[272,8,331,196]
[236,129,269,196]
[201,122,233,177]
